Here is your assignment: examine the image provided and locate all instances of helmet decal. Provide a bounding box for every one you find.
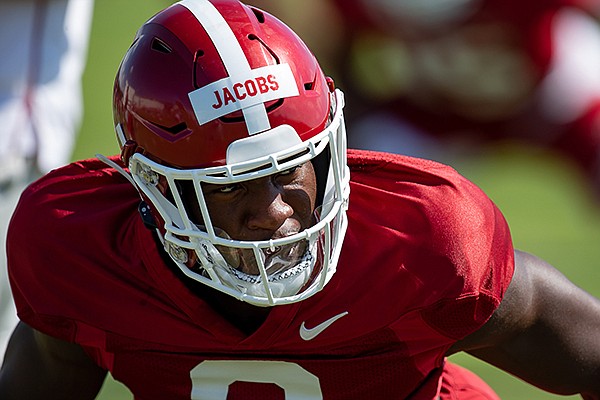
[188,63,299,131]
[181,0,300,135]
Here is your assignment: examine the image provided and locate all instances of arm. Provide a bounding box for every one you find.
[448,249,600,398]
[0,322,107,400]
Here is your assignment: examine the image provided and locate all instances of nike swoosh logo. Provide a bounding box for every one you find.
[299,311,349,341]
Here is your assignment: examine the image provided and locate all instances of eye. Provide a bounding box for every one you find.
[273,166,301,185]
[216,183,241,194]
[202,181,244,198]
[278,165,300,177]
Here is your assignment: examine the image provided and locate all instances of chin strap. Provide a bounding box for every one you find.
[96,153,136,186]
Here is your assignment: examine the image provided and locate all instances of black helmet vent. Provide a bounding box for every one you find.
[151,37,172,54]
[249,7,266,23]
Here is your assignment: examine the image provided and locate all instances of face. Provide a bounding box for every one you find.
[182,162,319,275]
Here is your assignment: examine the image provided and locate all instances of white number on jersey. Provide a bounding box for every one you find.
[190,360,323,399]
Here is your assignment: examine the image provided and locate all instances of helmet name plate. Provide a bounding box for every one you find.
[188,63,299,131]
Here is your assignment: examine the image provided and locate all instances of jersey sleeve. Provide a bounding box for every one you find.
[348,150,515,341]
[6,158,143,344]
[418,173,515,340]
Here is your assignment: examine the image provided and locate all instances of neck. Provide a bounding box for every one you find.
[198,285,272,336]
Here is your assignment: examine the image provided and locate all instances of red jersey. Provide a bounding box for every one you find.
[7,150,514,399]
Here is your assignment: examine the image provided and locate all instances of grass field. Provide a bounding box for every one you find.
[77,2,600,399]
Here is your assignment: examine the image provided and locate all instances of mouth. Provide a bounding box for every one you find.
[210,241,318,300]
[218,240,309,277]
[227,252,313,284]
[201,208,322,289]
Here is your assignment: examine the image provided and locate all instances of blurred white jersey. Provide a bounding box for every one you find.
[0,0,94,355]
[0,0,94,178]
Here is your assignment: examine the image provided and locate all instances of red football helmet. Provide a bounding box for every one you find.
[110,0,349,306]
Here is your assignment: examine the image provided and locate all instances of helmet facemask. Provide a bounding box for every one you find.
[125,90,349,306]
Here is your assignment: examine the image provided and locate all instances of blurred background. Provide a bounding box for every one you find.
[46,0,600,398]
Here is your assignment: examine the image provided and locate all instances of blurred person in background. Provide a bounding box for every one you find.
[252,0,600,195]
[0,0,94,355]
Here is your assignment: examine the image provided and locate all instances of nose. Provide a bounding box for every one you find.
[245,179,294,234]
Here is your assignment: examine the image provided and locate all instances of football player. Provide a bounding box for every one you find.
[1,1,599,399]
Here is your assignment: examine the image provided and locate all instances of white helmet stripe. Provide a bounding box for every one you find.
[179,0,272,134]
